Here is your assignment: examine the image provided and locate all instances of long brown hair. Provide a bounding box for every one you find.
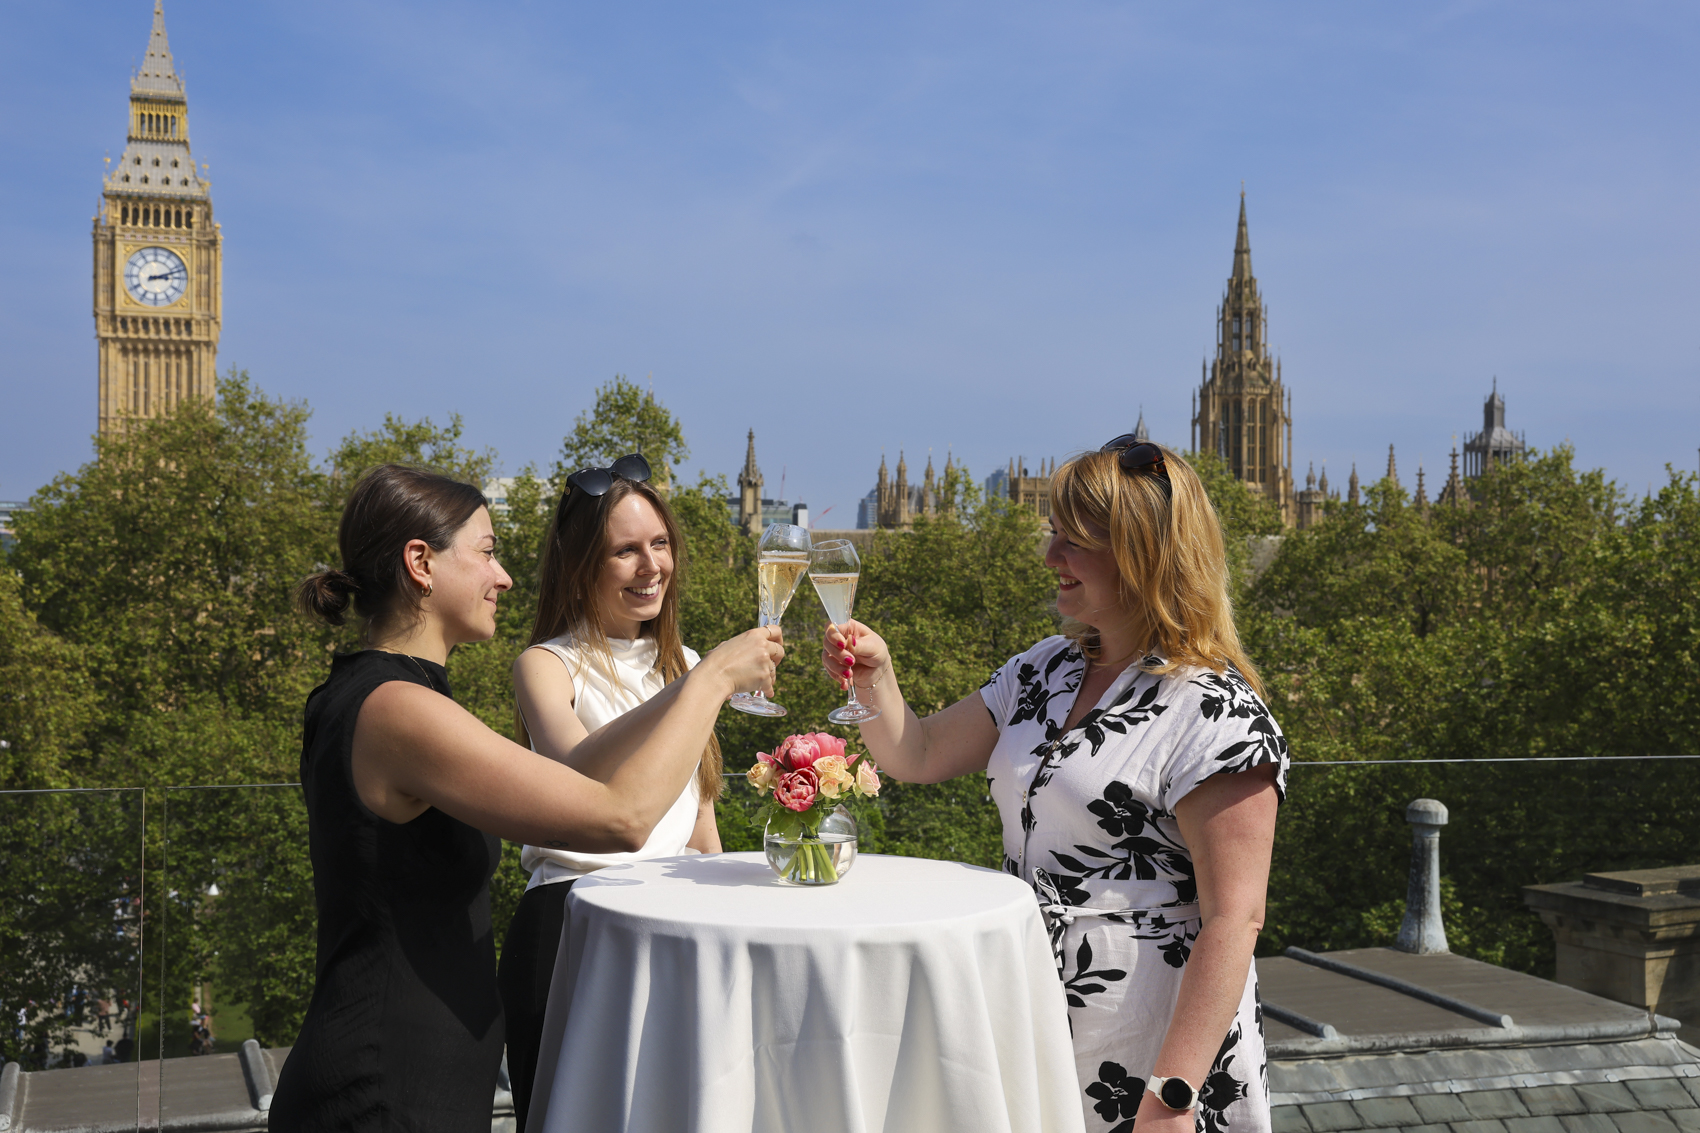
[517,474,723,798]
[1047,445,1265,698]
[297,464,488,644]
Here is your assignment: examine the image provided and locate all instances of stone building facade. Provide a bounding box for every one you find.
[870,451,951,530]
[1191,194,1295,524]
[93,2,222,437]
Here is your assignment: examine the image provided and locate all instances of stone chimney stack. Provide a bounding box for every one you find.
[1394,798,1450,954]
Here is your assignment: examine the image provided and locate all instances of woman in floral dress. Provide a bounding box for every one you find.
[822,440,1288,1133]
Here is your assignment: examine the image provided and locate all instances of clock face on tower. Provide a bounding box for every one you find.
[124,245,188,307]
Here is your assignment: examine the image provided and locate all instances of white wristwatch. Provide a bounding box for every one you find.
[1149,1075,1199,1111]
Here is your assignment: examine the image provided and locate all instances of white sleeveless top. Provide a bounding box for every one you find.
[519,633,703,889]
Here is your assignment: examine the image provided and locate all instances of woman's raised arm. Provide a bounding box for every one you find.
[821,620,998,784]
[353,625,782,851]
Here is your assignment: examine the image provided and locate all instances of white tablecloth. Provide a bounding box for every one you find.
[528,852,1085,1133]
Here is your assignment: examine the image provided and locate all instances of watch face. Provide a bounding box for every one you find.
[124,246,188,307]
[1159,1078,1196,1110]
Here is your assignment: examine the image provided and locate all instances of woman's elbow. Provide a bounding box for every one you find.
[605,810,652,854]
[1202,903,1266,940]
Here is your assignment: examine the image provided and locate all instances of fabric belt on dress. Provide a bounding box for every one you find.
[1030,868,1201,976]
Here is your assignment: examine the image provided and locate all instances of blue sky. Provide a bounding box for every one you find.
[3,1,1697,521]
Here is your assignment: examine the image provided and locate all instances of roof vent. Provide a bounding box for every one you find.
[1393,798,1449,954]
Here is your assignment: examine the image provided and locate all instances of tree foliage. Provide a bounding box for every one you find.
[555,375,689,493]
[1246,450,1700,972]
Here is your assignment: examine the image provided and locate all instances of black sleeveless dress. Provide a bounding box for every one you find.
[270,651,505,1132]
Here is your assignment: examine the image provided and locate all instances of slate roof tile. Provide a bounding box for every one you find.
[1558,1114,1620,1133]
[1666,1109,1700,1133]
[1629,1083,1699,1113]
[1353,1097,1424,1128]
[1466,1092,1534,1120]
[1454,1120,1512,1133]
[1273,1106,1312,1133]
[1613,1111,1680,1133]
[1503,1116,1569,1133]
[1577,1084,1641,1114]
[1519,1086,1587,1117]
[1413,1094,1474,1123]
[1302,1101,1362,1132]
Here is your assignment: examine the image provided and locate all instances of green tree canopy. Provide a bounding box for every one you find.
[555,375,689,492]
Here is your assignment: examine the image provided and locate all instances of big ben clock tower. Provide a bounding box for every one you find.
[93,1,221,437]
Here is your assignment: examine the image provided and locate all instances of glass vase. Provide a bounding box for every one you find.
[764,805,858,886]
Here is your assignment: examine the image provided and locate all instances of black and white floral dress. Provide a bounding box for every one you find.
[980,635,1289,1133]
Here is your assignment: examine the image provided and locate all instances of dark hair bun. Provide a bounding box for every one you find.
[296,568,359,626]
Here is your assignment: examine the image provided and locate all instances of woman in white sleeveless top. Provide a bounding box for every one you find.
[497,453,724,1129]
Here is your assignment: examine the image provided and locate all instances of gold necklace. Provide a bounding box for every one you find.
[377,648,434,686]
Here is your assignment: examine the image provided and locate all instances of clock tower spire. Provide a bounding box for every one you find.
[93,0,222,437]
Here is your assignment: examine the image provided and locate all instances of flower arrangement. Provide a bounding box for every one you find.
[747,732,881,884]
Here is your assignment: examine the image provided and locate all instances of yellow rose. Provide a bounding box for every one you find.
[855,759,881,797]
[812,755,853,799]
[747,758,779,791]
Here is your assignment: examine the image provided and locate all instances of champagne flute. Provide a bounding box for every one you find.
[809,539,881,724]
[730,523,812,717]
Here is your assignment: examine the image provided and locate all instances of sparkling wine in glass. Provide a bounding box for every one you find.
[730,523,812,717]
[809,539,881,724]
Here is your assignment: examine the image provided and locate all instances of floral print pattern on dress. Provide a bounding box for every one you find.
[980,635,1288,1133]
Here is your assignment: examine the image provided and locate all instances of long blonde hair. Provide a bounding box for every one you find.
[516,475,723,799]
[1047,445,1265,698]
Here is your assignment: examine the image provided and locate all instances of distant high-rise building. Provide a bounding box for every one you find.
[1191,193,1295,524]
[94,1,222,437]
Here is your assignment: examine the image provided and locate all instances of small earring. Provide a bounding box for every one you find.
[421,582,433,598]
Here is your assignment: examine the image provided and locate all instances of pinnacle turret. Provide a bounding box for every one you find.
[1232,190,1252,282]
[1386,444,1399,488]
[740,429,760,481]
[1348,464,1360,505]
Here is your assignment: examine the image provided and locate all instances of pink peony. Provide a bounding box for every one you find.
[855,759,881,797]
[747,755,779,791]
[775,768,820,812]
[812,755,853,799]
[776,732,847,770]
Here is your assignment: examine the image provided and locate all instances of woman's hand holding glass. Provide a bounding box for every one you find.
[809,539,880,724]
[821,620,890,700]
[730,523,812,717]
[701,624,786,700]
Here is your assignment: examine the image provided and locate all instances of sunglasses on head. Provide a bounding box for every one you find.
[1099,436,1171,497]
[565,453,652,499]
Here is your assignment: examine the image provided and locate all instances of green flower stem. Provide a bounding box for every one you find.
[784,837,839,884]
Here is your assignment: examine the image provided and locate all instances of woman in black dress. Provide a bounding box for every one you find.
[272,464,781,1132]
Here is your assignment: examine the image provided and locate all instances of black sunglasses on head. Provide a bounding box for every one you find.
[1099,436,1171,497]
[565,453,651,499]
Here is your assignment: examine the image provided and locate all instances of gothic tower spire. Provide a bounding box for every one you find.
[737,429,764,535]
[1191,191,1293,523]
[1348,463,1360,505]
[1232,190,1252,282]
